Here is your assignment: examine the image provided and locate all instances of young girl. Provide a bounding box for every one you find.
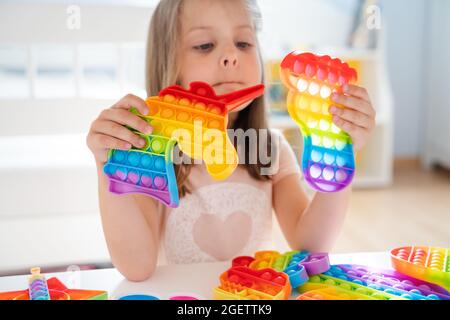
[86,0,376,281]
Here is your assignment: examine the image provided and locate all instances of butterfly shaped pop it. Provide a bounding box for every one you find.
[232,250,330,288]
[391,246,450,291]
[213,266,291,300]
[280,51,357,192]
[103,82,264,207]
[298,263,450,300]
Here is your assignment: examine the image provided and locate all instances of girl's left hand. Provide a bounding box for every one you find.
[329,84,376,152]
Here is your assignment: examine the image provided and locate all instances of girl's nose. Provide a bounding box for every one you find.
[220,50,238,69]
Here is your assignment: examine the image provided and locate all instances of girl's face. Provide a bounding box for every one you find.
[178,0,262,113]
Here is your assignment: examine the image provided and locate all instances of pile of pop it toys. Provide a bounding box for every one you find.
[103,81,264,207]
[214,250,330,300]
[1,247,449,300]
[0,268,107,300]
[215,247,450,300]
[280,51,357,193]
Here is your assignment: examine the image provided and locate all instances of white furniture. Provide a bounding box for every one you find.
[0,251,392,300]
[0,3,154,275]
[422,1,450,170]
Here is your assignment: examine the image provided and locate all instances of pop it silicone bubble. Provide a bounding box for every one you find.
[280,51,357,192]
[0,272,107,300]
[232,250,330,288]
[391,246,450,291]
[213,266,291,300]
[103,82,264,207]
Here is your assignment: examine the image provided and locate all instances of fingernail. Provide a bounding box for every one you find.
[343,84,349,93]
[126,143,132,149]
[331,93,339,101]
[329,106,337,114]
[144,125,153,134]
[139,139,146,147]
[142,108,149,116]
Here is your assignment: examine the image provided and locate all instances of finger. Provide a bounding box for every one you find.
[332,115,367,137]
[93,119,148,148]
[93,133,132,151]
[329,105,373,129]
[100,108,153,135]
[331,93,374,117]
[112,94,149,116]
[343,84,370,101]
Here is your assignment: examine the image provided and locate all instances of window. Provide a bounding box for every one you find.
[34,44,75,98]
[0,46,29,99]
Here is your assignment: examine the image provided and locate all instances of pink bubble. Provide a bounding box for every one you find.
[127,171,140,184]
[116,168,127,181]
[153,175,167,189]
[141,174,152,187]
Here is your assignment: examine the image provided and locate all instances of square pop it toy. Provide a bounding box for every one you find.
[391,246,450,291]
[298,264,450,300]
[280,51,357,192]
[103,82,264,207]
[0,268,107,300]
[232,250,330,288]
[213,266,291,300]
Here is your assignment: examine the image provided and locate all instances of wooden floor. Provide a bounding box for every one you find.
[273,160,450,253]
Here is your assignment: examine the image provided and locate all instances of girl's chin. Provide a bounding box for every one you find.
[213,82,245,95]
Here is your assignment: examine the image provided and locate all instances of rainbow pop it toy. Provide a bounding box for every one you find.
[391,246,450,291]
[232,250,330,288]
[0,270,107,300]
[103,82,264,207]
[280,51,357,192]
[28,267,50,300]
[299,264,450,300]
[213,266,291,300]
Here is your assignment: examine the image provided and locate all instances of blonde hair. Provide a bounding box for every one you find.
[145,0,273,197]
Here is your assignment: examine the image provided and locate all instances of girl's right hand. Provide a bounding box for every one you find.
[86,94,153,164]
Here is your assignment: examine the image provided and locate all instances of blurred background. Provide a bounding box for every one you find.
[0,0,449,276]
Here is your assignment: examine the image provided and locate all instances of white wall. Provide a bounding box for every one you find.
[381,0,428,157]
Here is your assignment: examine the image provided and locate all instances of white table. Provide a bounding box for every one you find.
[0,251,392,300]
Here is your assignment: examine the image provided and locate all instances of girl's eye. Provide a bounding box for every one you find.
[236,42,252,49]
[193,43,214,51]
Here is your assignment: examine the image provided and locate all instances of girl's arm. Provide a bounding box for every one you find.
[273,84,375,252]
[87,94,160,281]
[273,173,350,252]
[96,161,162,281]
